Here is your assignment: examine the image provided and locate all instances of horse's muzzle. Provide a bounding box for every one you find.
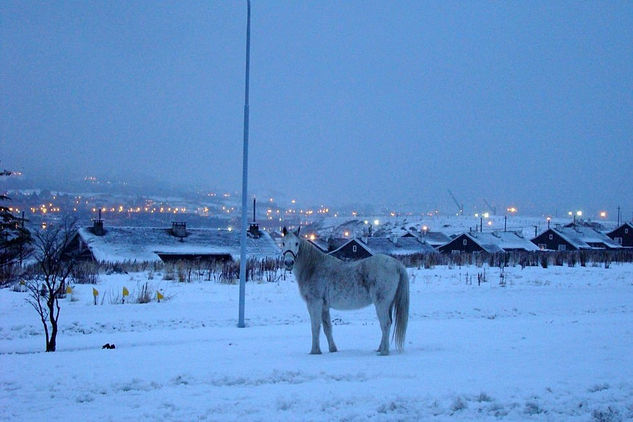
[284,257,294,271]
[283,250,296,271]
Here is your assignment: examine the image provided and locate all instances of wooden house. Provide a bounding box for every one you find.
[329,236,436,261]
[438,231,539,254]
[439,233,501,254]
[607,222,633,248]
[329,238,373,261]
[531,225,620,251]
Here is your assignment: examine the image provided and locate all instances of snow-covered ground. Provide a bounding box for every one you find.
[2,263,633,421]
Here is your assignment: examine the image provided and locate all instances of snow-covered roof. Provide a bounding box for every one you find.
[308,238,329,253]
[77,226,280,263]
[552,226,620,249]
[419,231,452,247]
[327,236,436,258]
[469,231,540,252]
[365,237,437,256]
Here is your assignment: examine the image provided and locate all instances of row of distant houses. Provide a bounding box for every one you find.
[308,221,633,261]
[65,219,633,264]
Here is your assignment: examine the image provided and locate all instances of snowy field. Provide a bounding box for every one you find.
[2,263,633,421]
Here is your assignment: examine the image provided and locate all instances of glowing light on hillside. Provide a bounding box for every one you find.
[506,207,517,213]
[309,234,316,241]
[599,211,607,218]
[373,219,380,226]
[576,210,582,217]
[422,225,428,232]
[344,231,350,237]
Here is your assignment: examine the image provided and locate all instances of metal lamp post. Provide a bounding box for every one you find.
[238,0,251,328]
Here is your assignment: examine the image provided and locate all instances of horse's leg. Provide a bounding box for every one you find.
[374,301,392,356]
[306,300,323,354]
[322,307,338,352]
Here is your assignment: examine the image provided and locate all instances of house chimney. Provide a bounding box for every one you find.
[171,222,187,239]
[92,209,105,236]
[248,197,260,238]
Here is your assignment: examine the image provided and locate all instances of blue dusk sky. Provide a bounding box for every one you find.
[1,1,632,216]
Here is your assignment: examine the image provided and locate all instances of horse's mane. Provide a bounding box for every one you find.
[298,238,328,265]
[295,237,334,282]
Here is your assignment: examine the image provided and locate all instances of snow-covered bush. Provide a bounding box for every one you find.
[135,282,153,304]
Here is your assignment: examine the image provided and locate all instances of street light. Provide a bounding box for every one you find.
[504,207,517,232]
[572,210,582,224]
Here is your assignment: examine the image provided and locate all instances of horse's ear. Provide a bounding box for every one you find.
[282,227,287,236]
[295,226,301,236]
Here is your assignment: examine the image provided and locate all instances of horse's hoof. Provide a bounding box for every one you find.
[378,350,389,356]
[329,346,338,353]
[310,350,322,355]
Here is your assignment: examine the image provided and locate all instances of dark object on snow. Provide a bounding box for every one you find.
[102,343,116,349]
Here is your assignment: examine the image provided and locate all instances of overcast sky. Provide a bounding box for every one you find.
[2,1,632,216]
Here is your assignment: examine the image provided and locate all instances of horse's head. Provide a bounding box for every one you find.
[281,226,301,271]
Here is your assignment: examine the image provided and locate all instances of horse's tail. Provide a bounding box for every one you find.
[392,265,409,351]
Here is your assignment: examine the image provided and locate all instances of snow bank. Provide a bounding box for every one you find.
[1,264,633,421]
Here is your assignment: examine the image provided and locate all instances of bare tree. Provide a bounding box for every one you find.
[25,218,78,352]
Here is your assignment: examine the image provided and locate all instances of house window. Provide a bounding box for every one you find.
[548,234,553,240]
[558,244,566,251]
[352,245,357,253]
[538,244,547,250]
[462,239,467,246]
[615,237,623,245]
[625,228,629,234]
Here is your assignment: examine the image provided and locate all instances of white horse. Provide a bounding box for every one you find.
[281,228,409,355]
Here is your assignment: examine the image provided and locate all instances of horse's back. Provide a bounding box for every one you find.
[361,254,406,278]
